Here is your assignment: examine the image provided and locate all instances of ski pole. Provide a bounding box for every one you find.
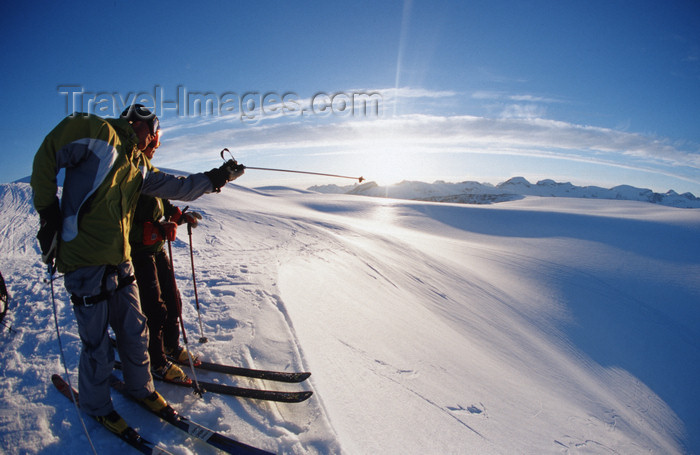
[244,166,365,182]
[179,206,207,343]
[220,148,365,183]
[166,239,205,397]
[185,215,208,344]
[47,266,98,454]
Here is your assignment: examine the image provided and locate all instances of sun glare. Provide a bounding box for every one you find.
[354,125,429,186]
[363,149,418,186]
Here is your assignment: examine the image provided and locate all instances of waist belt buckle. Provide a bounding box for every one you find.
[76,294,97,307]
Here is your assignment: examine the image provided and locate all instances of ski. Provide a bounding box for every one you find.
[110,337,310,383]
[114,361,313,403]
[109,375,272,455]
[163,376,314,403]
[51,374,172,455]
[170,357,311,383]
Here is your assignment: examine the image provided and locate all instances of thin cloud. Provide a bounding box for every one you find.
[386,87,460,99]
[472,91,565,104]
[159,87,458,132]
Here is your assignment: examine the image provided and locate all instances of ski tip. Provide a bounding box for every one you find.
[262,371,311,383]
[285,391,314,403]
[281,372,311,383]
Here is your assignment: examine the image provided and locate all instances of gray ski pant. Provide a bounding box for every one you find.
[63,262,155,416]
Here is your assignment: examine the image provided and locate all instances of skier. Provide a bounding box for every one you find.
[128,130,200,384]
[31,105,243,435]
[130,190,201,383]
[0,270,7,329]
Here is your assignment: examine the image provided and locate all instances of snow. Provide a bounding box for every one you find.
[1,179,699,454]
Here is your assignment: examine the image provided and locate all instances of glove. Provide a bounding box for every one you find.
[161,222,178,241]
[171,208,202,228]
[37,198,61,266]
[143,221,178,245]
[205,160,245,192]
[181,211,202,228]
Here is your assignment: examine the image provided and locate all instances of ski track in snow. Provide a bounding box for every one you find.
[1,181,699,454]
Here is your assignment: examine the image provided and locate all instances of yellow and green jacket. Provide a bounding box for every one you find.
[31,113,213,273]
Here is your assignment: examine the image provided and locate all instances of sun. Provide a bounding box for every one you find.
[360,145,437,186]
[348,120,434,186]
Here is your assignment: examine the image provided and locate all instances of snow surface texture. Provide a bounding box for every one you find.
[310,176,700,208]
[0,180,698,454]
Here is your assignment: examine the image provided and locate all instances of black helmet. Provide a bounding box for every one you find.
[120,104,160,134]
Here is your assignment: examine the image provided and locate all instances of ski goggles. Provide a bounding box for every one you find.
[151,128,161,148]
[143,130,161,159]
[149,116,160,135]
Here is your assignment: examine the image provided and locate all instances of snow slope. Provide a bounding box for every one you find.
[1,181,699,454]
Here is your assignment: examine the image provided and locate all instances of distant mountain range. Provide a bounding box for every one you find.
[16,173,699,208]
[310,177,700,208]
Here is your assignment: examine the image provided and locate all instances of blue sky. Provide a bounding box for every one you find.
[2,0,699,194]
